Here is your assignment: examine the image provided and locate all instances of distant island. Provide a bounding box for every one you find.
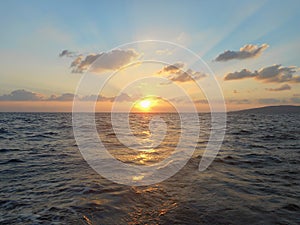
[231,105,300,113]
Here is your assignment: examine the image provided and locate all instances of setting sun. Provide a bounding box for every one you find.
[132,98,158,112]
[139,99,151,109]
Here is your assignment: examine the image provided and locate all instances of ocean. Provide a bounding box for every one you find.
[0,112,299,224]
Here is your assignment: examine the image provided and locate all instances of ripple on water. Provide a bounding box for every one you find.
[0,112,299,224]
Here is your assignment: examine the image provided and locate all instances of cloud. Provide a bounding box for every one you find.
[48,93,78,101]
[0,90,44,101]
[71,54,98,73]
[113,93,133,102]
[194,99,208,104]
[0,89,135,103]
[228,99,252,104]
[257,65,298,82]
[48,92,133,102]
[158,62,206,83]
[290,97,300,103]
[266,84,291,92]
[224,64,300,83]
[59,50,76,57]
[215,44,269,62]
[258,98,282,104]
[70,49,140,73]
[225,69,256,80]
[81,93,133,102]
[169,69,206,82]
[71,55,83,67]
[80,95,99,102]
[0,90,77,102]
[166,97,208,105]
[159,62,185,73]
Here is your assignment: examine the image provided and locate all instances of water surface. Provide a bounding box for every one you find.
[0,112,299,224]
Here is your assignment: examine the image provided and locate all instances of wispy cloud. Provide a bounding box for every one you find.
[158,62,206,83]
[266,84,291,92]
[224,64,300,83]
[215,44,269,62]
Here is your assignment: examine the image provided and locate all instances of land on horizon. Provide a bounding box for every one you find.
[230,105,300,113]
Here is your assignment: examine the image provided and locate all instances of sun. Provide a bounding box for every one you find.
[139,99,152,109]
[132,97,158,112]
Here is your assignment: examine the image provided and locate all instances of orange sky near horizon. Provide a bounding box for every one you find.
[0,100,264,113]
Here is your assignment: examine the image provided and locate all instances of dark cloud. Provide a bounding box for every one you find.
[0,89,44,101]
[225,69,255,80]
[257,65,298,82]
[158,62,206,83]
[215,44,269,62]
[159,62,185,73]
[266,84,291,92]
[224,64,300,83]
[70,49,140,73]
[59,50,76,57]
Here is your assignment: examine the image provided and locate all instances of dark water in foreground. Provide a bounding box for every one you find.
[0,112,299,224]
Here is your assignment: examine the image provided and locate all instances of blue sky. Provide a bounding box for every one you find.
[0,0,299,111]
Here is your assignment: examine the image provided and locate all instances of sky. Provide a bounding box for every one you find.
[0,0,300,112]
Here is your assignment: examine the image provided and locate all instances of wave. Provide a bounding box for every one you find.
[1,158,24,164]
[0,148,21,153]
[282,203,300,211]
[0,127,9,134]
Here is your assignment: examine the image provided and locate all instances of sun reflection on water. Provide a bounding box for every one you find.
[97,113,181,168]
[126,186,178,224]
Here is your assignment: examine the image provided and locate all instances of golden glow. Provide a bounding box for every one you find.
[139,99,152,109]
[131,96,180,112]
[132,98,157,112]
[132,175,144,181]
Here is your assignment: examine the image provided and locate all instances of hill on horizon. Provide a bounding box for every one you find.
[232,105,300,113]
